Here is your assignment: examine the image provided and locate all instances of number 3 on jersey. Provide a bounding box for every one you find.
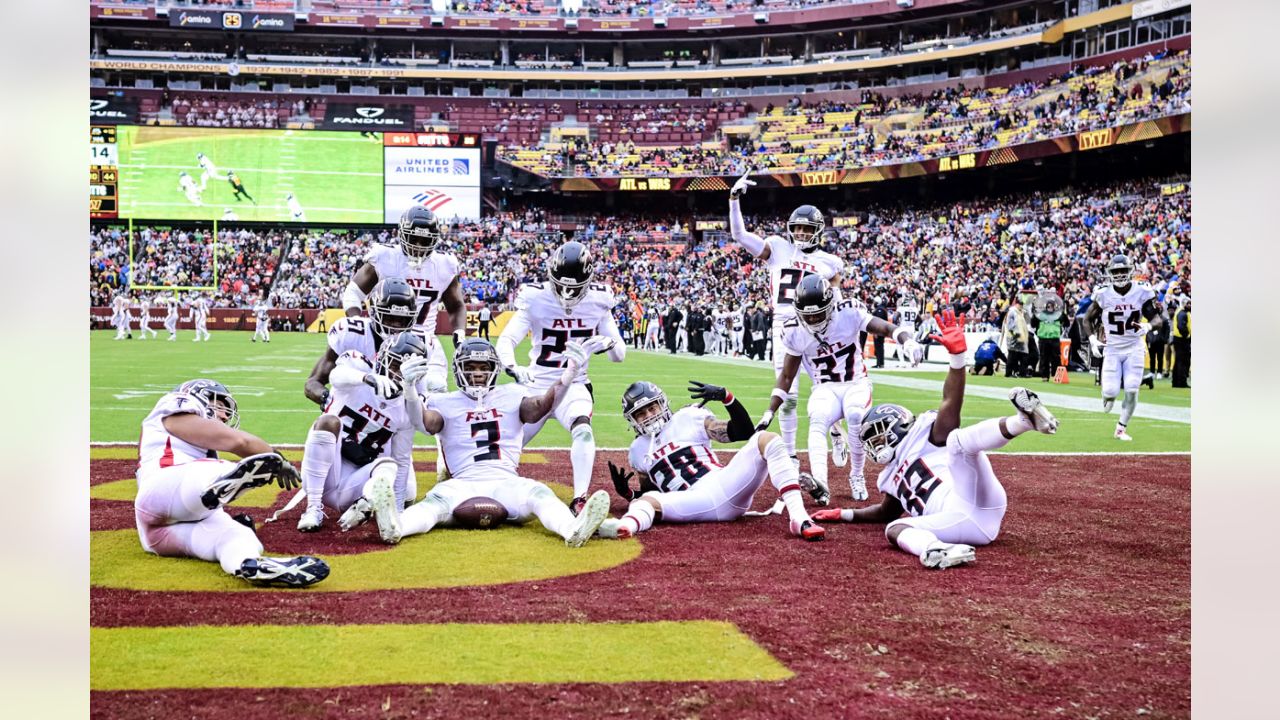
[535,327,594,367]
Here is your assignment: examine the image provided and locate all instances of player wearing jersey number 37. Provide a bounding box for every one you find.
[811,310,1060,569]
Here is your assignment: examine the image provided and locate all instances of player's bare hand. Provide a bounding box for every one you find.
[929,309,968,355]
[730,174,756,199]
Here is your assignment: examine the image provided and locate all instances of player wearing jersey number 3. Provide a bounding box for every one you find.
[811,310,1060,569]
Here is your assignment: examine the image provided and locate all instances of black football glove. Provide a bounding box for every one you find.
[688,380,728,407]
[608,461,637,501]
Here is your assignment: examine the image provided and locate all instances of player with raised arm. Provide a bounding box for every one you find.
[600,380,826,542]
[164,295,179,341]
[1083,254,1164,441]
[894,294,921,368]
[251,294,271,343]
[367,338,612,547]
[191,294,211,342]
[134,379,328,587]
[770,275,923,503]
[495,240,626,514]
[811,310,1060,569]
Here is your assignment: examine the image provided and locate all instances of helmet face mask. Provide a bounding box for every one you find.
[377,332,429,385]
[548,241,595,309]
[622,381,671,437]
[178,379,240,430]
[1107,255,1133,288]
[859,404,915,465]
[369,278,419,337]
[452,339,501,400]
[398,206,443,263]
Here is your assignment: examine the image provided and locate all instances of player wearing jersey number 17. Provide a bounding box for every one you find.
[811,310,1060,569]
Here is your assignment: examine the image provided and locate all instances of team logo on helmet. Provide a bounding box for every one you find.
[548,241,596,309]
[369,278,419,337]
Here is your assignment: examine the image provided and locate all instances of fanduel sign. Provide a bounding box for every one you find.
[322,104,415,130]
[89,96,138,124]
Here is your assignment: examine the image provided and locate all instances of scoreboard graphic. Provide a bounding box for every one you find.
[90,125,119,219]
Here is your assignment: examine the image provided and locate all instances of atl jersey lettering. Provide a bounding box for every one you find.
[362,243,460,333]
[514,282,619,387]
[137,391,219,480]
[875,411,954,517]
[1091,282,1157,352]
[323,351,416,467]
[429,384,528,479]
[765,236,844,326]
[780,301,872,385]
[627,407,723,493]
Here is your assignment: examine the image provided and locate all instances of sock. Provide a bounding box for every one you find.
[779,396,799,456]
[848,416,866,485]
[950,418,1011,455]
[763,437,810,523]
[807,424,829,488]
[400,494,450,537]
[301,429,336,510]
[1119,391,1139,427]
[1004,414,1034,437]
[529,485,577,539]
[620,498,656,536]
[570,424,596,498]
[892,526,940,558]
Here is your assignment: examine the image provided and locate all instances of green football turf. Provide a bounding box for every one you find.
[91,620,791,689]
[116,126,384,224]
[90,331,1190,453]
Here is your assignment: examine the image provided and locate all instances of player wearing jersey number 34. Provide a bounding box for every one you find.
[811,310,1060,569]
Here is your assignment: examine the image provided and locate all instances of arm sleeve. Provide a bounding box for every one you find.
[495,308,532,369]
[341,281,367,313]
[728,199,767,256]
[724,397,755,442]
[390,429,414,507]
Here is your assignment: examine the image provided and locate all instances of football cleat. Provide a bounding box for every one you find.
[1115,426,1133,442]
[1009,387,1059,435]
[797,471,830,507]
[1102,398,1114,413]
[297,506,326,533]
[366,475,402,545]
[236,556,330,588]
[920,543,976,570]
[569,494,588,516]
[829,425,850,468]
[565,490,610,548]
[596,517,624,539]
[202,453,287,509]
[337,497,372,532]
[790,518,826,542]
[849,475,869,502]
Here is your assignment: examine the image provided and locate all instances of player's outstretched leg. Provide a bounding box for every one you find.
[568,419,596,513]
[298,418,339,532]
[236,555,331,588]
[756,431,823,541]
[1116,390,1138,441]
[1008,387,1060,435]
[887,521,975,570]
[360,464,402,544]
[527,485,608,547]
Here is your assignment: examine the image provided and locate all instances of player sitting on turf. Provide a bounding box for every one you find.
[361,338,611,547]
[134,379,328,587]
[271,333,424,536]
[599,380,826,542]
[811,310,1060,569]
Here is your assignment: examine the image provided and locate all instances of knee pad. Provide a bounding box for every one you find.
[781,394,798,414]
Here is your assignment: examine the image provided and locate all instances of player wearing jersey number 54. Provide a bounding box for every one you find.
[810,310,1060,569]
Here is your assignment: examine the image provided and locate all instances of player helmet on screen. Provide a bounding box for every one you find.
[1107,254,1133,288]
[794,274,836,335]
[368,278,419,337]
[622,381,671,438]
[398,205,444,263]
[860,403,916,465]
[787,205,826,252]
[376,332,429,385]
[547,241,596,309]
[452,338,501,401]
[176,379,240,429]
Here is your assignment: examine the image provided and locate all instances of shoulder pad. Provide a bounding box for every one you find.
[782,318,801,328]
[337,349,373,372]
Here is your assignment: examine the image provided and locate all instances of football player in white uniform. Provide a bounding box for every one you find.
[196,152,226,190]
[138,296,157,339]
[164,295,179,341]
[111,293,132,340]
[251,294,271,343]
[134,379,328,587]
[286,193,306,222]
[1083,255,1164,441]
[178,171,203,206]
[601,380,826,541]
[772,275,923,503]
[191,294,211,342]
[367,338,611,547]
[496,240,626,514]
[893,295,921,368]
[811,310,1059,569]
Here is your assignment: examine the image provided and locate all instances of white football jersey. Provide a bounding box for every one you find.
[179,175,197,192]
[780,300,872,385]
[322,351,416,467]
[326,317,433,394]
[254,302,269,321]
[137,391,220,480]
[362,243,460,335]
[511,282,620,388]
[166,299,179,319]
[1091,282,1157,351]
[627,406,724,493]
[765,236,844,326]
[429,384,529,480]
[193,298,209,319]
[896,302,920,331]
[875,411,957,517]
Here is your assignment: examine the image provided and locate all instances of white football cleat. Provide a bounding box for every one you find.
[297,506,326,533]
[798,471,830,506]
[849,475,869,502]
[1114,426,1133,442]
[829,425,850,468]
[565,490,609,548]
[366,474,402,545]
[337,498,372,532]
[1009,387,1059,434]
[920,543,976,569]
[596,517,623,539]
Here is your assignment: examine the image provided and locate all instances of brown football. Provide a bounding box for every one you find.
[451,497,509,529]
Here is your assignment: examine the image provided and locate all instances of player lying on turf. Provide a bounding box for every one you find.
[271,333,424,534]
[811,310,1060,569]
[134,379,329,587]
[349,338,611,547]
[599,380,826,542]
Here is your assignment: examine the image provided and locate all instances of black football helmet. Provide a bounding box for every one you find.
[860,403,915,465]
[787,205,825,252]
[453,338,501,400]
[369,277,419,337]
[376,332,429,384]
[622,381,671,437]
[548,241,596,309]
[176,379,239,429]
[1107,254,1133,288]
[398,205,444,262]
[794,274,835,335]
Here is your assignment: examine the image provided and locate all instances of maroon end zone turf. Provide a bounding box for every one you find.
[92,453,1190,719]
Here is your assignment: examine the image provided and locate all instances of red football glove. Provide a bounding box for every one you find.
[929,309,968,355]
[811,508,848,523]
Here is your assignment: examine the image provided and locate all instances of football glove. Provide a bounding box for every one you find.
[452,329,465,348]
[901,336,925,367]
[608,461,638,501]
[754,409,775,432]
[363,373,403,400]
[929,309,969,355]
[581,335,617,355]
[688,380,728,406]
[274,457,302,491]
[561,342,589,384]
[505,365,534,385]
[730,174,756,199]
[399,355,430,385]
